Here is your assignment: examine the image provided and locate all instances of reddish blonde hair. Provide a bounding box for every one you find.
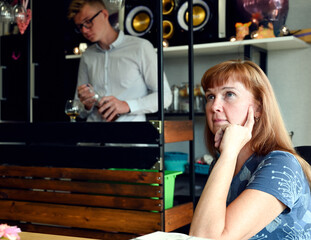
[201,60,311,186]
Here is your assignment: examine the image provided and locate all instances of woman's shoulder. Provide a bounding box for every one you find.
[248,150,309,208]
[258,150,299,169]
[246,151,299,175]
[249,150,305,187]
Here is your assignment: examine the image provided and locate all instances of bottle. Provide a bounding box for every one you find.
[169,85,179,112]
[86,84,101,107]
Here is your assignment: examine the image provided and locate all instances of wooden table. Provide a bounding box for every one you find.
[131,231,213,240]
[19,232,99,240]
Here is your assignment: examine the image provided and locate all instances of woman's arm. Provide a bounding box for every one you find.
[189,149,238,237]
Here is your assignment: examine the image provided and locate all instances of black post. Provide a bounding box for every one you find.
[157,1,164,123]
[155,0,166,231]
[27,25,31,123]
[244,45,268,74]
[187,0,196,208]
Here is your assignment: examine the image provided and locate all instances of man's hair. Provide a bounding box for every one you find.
[68,0,106,20]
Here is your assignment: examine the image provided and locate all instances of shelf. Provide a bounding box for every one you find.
[65,54,81,59]
[163,36,310,58]
[65,36,309,60]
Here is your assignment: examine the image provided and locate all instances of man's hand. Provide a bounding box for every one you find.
[77,84,97,110]
[97,96,130,122]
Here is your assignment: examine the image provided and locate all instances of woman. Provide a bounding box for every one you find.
[189,60,311,239]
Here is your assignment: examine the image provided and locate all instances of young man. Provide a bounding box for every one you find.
[68,0,172,122]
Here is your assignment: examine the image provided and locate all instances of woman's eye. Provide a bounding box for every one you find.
[206,94,214,101]
[226,91,236,98]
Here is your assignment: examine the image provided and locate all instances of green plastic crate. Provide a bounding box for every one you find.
[163,170,182,209]
[109,168,182,209]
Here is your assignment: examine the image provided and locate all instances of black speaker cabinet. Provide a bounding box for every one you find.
[124,0,237,47]
[124,0,157,46]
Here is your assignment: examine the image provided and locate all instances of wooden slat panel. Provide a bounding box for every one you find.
[0,189,163,211]
[0,179,162,197]
[0,166,163,184]
[0,200,162,234]
[165,202,193,232]
[164,121,193,143]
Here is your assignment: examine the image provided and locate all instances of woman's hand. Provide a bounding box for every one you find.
[215,107,255,155]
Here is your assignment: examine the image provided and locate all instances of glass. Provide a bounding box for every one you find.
[12,1,26,23]
[0,1,12,23]
[75,10,102,33]
[86,84,102,107]
[65,99,83,122]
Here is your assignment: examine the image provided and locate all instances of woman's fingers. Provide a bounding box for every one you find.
[214,125,228,148]
[244,106,255,130]
[214,106,256,151]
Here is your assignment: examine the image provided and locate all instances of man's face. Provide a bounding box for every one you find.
[74,4,104,42]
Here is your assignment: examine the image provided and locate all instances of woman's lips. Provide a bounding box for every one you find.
[213,119,227,125]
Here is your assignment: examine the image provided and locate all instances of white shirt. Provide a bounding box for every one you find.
[76,31,172,122]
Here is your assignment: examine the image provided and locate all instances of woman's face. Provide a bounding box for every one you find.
[205,77,257,135]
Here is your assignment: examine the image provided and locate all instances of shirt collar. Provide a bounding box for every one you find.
[95,30,124,52]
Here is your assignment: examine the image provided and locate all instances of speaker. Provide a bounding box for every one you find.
[123,0,237,47]
[173,0,237,46]
[162,0,176,44]
[124,0,157,46]
[175,0,218,45]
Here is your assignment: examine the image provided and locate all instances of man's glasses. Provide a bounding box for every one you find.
[75,10,102,33]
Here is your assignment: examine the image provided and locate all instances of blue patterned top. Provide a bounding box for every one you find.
[227,151,311,239]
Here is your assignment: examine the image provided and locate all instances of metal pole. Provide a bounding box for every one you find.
[187,0,196,208]
[155,0,165,231]
[157,1,164,123]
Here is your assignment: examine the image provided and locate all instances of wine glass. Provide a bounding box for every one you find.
[12,1,26,23]
[0,1,13,23]
[65,99,83,122]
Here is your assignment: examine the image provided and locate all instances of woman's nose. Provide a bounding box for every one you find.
[211,97,223,112]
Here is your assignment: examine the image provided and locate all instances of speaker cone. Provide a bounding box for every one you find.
[125,6,154,36]
[162,0,175,15]
[163,20,174,39]
[177,0,210,31]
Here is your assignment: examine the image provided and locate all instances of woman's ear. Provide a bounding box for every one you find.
[254,103,262,118]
